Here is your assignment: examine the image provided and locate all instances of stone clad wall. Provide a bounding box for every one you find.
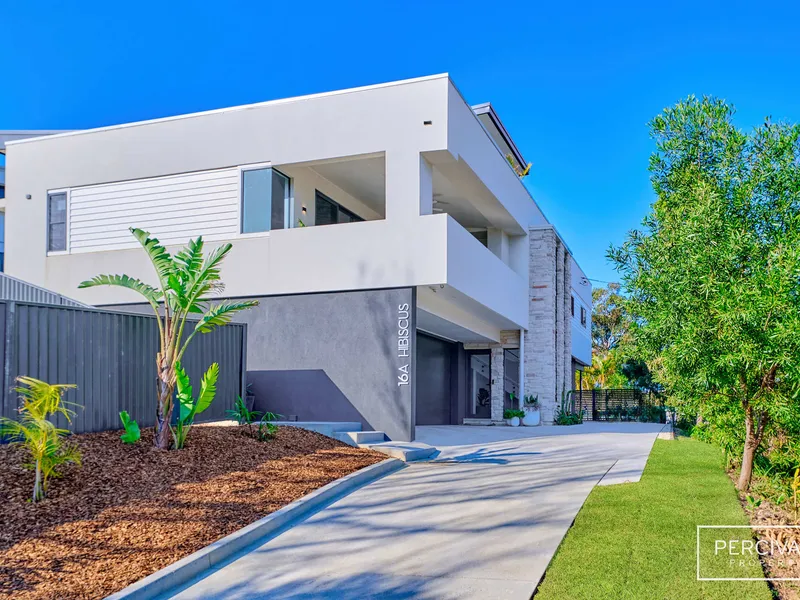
[525,227,573,424]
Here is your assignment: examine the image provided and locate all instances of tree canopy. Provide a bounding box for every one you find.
[609,96,800,490]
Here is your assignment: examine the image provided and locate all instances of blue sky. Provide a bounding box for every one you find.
[3,1,799,283]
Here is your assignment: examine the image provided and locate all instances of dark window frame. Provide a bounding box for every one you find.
[580,306,587,327]
[571,295,575,316]
[47,191,68,252]
[314,190,364,225]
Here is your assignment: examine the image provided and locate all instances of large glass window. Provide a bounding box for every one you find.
[314,191,363,226]
[47,192,67,252]
[241,168,290,234]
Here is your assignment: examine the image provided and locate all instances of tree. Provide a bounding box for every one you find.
[591,283,628,353]
[80,229,258,450]
[609,96,800,491]
[581,283,652,390]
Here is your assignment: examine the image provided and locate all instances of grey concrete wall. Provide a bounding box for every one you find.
[236,288,417,442]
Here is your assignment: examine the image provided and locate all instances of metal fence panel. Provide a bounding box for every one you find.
[0,301,246,434]
[573,388,665,423]
[0,272,88,307]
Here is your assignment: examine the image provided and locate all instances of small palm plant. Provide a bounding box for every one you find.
[0,377,81,502]
[79,228,258,449]
[227,395,262,437]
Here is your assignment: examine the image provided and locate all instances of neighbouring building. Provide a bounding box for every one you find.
[2,75,591,441]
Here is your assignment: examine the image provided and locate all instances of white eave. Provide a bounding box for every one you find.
[470,103,527,170]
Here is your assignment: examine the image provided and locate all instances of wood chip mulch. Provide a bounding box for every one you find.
[0,425,385,599]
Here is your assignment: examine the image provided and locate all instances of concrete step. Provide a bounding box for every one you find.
[335,431,387,445]
[274,421,362,437]
[361,441,438,462]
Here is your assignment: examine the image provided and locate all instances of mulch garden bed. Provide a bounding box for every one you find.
[0,425,384,599]
[731,469,800,600]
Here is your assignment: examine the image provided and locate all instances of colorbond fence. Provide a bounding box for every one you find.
[0,300,247,434]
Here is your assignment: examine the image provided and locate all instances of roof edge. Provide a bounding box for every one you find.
[4,74,451,148]
[470,102,527,169]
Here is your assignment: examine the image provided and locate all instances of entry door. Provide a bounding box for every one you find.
[466,350,491,419]
[415,333,453,425]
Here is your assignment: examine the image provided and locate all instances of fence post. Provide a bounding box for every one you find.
[592,389,597,421]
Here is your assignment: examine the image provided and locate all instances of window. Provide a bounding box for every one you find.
[47,192,67,252]
[580,306,587,327]
[571,295,575,316]
[314,190,363,226]
[241,168,290,234]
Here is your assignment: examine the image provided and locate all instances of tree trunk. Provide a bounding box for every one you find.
[154,365,175,450]
[33,460,43,503]
[738,406,765,492]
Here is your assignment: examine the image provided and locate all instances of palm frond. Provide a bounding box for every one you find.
[184,243,233,302]
[174,362,194,422]
[195,300,259,334]
[194,363,219,415]
[14,377,77,422]
[130,228,175,289]
[78,274,163,308]
[173,237,205,281]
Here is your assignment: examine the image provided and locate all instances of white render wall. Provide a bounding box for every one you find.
[5,74,590,357]
[570,257,592,366]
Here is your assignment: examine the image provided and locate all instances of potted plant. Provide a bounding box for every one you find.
[522,394,540,426]
[503,408,525,427]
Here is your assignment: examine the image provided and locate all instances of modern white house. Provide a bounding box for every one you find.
[2,74,591,441]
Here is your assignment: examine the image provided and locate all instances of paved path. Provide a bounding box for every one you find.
[166,423,663,600]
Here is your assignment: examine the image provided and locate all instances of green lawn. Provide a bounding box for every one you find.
[535,438,773,600]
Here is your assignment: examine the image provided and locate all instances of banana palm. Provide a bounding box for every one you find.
[79,228,258,449]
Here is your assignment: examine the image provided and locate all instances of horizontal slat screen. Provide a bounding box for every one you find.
[69,168,240,252]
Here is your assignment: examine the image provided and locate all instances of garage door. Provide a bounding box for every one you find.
[416,332,453,425]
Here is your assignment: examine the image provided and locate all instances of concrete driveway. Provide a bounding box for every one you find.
[166,422,663,600]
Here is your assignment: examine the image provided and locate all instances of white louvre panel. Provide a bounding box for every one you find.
[68,168,240,253]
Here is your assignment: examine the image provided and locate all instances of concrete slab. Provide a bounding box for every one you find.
[165,423,662,600]
[362,441,438,462]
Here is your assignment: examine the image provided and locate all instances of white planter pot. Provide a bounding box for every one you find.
[523,408,540,426]
[506,416,520,427]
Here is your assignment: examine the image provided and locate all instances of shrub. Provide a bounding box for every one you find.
[503,409,525,420]
[554,390,584,426]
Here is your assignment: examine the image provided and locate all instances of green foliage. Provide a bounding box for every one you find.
[609,95,800,491]
[554,390,584,425]
[523,394,539,409]
[226,395,262,437]
[503,409,525,420]
[79,228,258,449]
[170,362,219,449]
[118,411,141,444]
[745,494,762,510]
[0,377,81,502]
[256,411,281,441]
